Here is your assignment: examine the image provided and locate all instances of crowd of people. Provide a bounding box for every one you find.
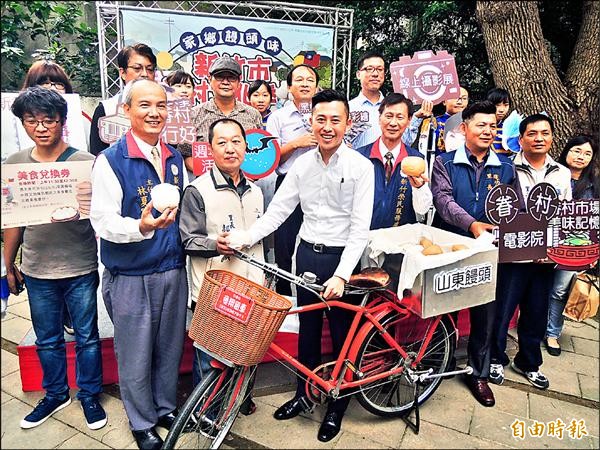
[2,43,599,450]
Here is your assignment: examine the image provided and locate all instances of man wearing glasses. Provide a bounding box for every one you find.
[191,55,262,144]
[89,43,157,155]
[4,87,106,431]
[349,50,432,150]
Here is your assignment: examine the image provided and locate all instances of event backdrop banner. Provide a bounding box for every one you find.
[120,8,335,106]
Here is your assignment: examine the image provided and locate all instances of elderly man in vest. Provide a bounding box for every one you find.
[90,79,188,450]
[179,117,264,414]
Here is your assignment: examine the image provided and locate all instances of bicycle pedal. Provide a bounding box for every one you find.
[344,360,364,378]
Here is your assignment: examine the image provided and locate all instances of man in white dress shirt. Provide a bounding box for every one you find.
[266,64,319,295]
[222,89,374,442]
[90,79,188,450]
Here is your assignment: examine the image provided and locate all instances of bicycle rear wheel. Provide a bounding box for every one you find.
[355,311,455,417]
[163,365,254,449]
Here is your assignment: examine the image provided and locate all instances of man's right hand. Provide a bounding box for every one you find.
[139,201,178,236]
[468,221,496,238]
[6,264,23,296]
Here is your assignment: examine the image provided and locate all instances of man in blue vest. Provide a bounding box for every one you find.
[356,93,432,231]
[90,79,188,450]
[430,101,519,408]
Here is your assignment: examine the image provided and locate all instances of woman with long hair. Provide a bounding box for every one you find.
[545,135,599,356]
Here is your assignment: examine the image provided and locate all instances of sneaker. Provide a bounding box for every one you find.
[510,361,550,390]
[20,396,71,429]
[489,363,505,385]
[81,397,107,430]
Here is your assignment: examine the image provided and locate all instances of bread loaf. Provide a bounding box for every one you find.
[401,156,426,177]
[422,244,443,255]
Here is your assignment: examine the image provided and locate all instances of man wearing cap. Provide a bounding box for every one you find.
[191,55,262,144]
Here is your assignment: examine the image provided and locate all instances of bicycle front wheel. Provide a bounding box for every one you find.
[355,311,455,417]
[163,365,253,449]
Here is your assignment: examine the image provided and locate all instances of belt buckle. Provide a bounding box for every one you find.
[313,243,325,253]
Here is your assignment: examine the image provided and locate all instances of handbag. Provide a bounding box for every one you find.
[563,273,599,322]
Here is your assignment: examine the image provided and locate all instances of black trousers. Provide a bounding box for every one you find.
[492,263,554,371]
[274,174,303,296]
[450,299,496,379]
[294,241,359,414]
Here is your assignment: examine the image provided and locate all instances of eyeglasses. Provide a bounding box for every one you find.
[213,73,239,83]
[360,66,385,74]
[127,65,156,74]
[39,81,66,92]
[569,149,593,159]
[22,119,61,129]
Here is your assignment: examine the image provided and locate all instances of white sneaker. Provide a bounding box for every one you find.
[489,363,505,385]
[510,361,549,390]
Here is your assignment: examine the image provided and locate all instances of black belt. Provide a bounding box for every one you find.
[300,239,344,255]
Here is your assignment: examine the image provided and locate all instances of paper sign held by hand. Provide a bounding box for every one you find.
[390,50,461,105]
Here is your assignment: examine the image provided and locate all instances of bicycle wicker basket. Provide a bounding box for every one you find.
[189,270,292,366]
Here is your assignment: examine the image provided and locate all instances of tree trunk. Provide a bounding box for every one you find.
[475,1,599,156]
[564,1,600,142]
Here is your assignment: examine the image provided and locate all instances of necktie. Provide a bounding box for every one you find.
[151,146,163,182]
[384,151,394,183]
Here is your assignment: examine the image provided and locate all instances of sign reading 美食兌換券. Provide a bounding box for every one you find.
[1,160,93,229]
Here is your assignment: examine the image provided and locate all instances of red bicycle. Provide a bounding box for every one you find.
[163,250,471,449]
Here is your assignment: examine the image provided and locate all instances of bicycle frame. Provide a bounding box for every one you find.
[265,291,449,400]
[232,250,462,400]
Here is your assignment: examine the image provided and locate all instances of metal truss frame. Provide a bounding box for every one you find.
[96,1,353,99]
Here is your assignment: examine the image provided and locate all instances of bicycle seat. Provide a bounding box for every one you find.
[348,268,391,290]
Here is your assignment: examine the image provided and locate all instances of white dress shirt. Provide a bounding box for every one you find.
[90,132,189,243]
[378,139,433,215]
[248,143,375,282]
[266,101,316,175]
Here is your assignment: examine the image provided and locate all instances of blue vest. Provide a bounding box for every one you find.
[100,133,185,275]
[356,140,423,230]
[435,145,515,237]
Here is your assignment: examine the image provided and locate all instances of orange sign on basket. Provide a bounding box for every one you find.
[213,286,254,324]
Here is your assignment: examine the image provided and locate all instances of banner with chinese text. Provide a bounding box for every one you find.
[120,8,335,106]
[1,160,93,228]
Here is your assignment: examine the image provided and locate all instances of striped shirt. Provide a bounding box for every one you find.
[191,99,262,143]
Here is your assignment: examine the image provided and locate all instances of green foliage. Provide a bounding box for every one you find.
[1,1,100,96]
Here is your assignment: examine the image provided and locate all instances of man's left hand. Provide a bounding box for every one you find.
[323,276,345,300]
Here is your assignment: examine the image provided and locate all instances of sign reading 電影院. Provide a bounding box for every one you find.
[120,8,335,106]
[1,160,93,229]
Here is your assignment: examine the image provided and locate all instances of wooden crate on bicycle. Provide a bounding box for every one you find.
[189,270,292,366]
[364,224,499,318]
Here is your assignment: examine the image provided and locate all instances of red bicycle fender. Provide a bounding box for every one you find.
[344,306,396,382]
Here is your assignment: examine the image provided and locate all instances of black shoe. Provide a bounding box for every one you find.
[273,396,312,420]
[318,411,343,442]
[544,338,561,356]
[156,409,178,430]
[239,397,257,416]
[132,427,163,450]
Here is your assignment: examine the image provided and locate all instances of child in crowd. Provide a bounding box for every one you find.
[486,87,511,156]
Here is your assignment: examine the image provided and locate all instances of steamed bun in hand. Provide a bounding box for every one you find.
[151,183,180,212]
[227,230,252,250]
